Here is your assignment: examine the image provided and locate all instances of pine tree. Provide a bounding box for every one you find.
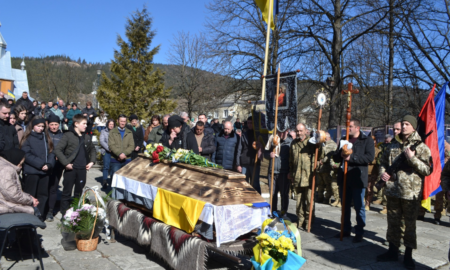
[97,7,176,121]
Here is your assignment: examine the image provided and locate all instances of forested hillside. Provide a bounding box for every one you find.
[11,56,187,103]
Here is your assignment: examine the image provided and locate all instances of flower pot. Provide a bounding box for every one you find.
[61,231,77,251]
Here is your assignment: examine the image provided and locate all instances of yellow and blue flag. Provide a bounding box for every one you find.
[255,0,276,30]
[7,90,15,100]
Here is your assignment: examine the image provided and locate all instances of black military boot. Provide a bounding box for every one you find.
[403,247,415,269]
[376,242,399,262]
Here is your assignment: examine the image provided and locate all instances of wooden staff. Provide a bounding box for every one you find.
[307,107,322,233]
[261,0,274,101]
[251,103,260,187]
[270,64,281,214]
[340,82,359,241]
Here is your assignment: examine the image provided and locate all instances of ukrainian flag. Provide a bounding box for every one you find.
[255,0,275,30]
[7,90,15,100]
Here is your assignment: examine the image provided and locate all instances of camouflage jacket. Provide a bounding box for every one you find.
[441,159,450,192]
[289,136,324,187]
[378,131,432,200]
[317,139,337,173]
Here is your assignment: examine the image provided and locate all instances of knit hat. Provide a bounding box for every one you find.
[32,118,46,127]
[129,114,138,121]
[402,115,417,130]
[47,114,60,124]
[0,148,25,166]
[52,103,58,108]
[168,115,184,129]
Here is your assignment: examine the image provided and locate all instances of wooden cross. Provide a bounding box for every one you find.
[339,82,359,241]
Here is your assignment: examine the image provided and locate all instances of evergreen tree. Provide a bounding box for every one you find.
[97,7,176,121]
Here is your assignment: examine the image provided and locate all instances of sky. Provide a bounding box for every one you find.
[0,0,211,64]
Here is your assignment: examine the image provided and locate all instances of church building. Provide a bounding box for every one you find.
[0,24,30,100]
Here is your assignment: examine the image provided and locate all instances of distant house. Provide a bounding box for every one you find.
[0,26,30,100]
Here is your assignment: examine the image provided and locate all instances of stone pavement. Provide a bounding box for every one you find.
[1,168,449,270]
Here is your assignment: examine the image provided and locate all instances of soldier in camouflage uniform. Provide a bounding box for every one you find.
[440,151,450,214]
[366,136,381,210]
[377,115,432,269]
[330,160,341,207]
[289,123,323,230]
[316,132,337,204]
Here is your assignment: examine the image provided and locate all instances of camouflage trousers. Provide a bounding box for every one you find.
[316,173,332,201]
[375,186,387,206]
[365,174,377,205]
[418,191,447,219]
[295,186,315,227]
[386,196,420,249]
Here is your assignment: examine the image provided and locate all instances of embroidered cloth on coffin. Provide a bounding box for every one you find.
[214,204,270,246]
[153,188,206,233]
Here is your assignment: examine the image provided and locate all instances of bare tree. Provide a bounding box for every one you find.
[167,31,229,118]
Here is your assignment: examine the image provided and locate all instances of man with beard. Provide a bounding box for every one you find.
[0,102,19,153]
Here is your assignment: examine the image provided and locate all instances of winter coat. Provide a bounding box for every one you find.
[379,131,432,200]
[21,131,55,175]
[50,107,64,122]
[211,123,222,134]
[100,128,111,155]
[65,108,82,127]
[53,126,96,167]
[239,130,260,166]
[186,131,216,158]
[212,130,242,170]
[15,97,34,115]
[0,120,19,152]
[147,125,164,144]
[49,129,63,148]
[289,136,324,188]
[0,132,4,153]
[160,123,192,151]
[0,157,34,215]
[14,123,24,144]
[317,139,337,173]
[265,135,293,174]
[82,107,97,125]
[126,124,144,149]
[333,132,375,188]
[34,106,53,119]
[144,124,159,142]
[108,127,135,160]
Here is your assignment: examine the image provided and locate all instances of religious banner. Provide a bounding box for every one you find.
[264,71,298,132]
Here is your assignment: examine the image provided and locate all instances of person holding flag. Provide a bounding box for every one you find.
[376,115,432,269]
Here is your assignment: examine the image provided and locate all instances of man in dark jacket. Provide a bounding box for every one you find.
[195,114,214,136]
[186,121,216,158]
[0,102,19,152]
[237,116,263,193]
[15,92,34,117]
[211,119,222,134]
[82,101,97,134]
[47,114,64,221]
[265,129,292,216]
[160,115,194,150]
[126,114,144,160]
[333,119,375,243]
[212,121,242,171]
[54,114,96,215]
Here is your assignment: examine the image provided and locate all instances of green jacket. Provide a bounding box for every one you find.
[317,139,337,173]
[108,127,135,160]
[441,159,450,192]
[379,131,432,200]
[148,125,164,144]
[65,108,82,127]
[289,136,324,187]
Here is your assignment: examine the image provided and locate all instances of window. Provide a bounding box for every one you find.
[223,110,229,118]
[214,111,218,118]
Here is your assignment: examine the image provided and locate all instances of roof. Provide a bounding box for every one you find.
[11,68,30,98]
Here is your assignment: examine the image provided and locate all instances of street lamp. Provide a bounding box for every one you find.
[92,68,102,110]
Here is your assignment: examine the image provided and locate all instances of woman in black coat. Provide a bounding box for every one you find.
[126,114,144,160]
[20,118,55,218]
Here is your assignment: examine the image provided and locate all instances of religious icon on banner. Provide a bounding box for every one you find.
[265,71,298,132]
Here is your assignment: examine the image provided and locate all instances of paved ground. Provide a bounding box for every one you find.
[1,167,449,270]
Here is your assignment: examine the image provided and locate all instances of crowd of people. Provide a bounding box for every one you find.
[1,91,449,269]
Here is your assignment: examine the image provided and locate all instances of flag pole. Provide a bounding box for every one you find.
[261,0,274,101]
[270,63,280,215]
